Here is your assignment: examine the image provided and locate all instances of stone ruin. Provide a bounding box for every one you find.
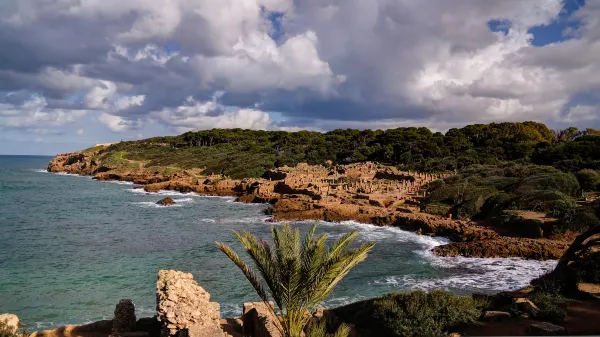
[110,299,136,337]
[156,270,226,337]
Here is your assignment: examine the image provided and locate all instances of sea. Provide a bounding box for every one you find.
[0,155,557,331]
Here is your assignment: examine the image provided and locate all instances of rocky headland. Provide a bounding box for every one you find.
[47,148,573,260]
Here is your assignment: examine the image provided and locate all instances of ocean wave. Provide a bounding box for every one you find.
[33,169,49,173]
[105,180,134,185]
[374,256,556,293]
[126,188,237,201]
[54,172,90,178]
[284,219,556,294]
[197,217,267,224]
[288,220,448,248]
[132,201,183,208]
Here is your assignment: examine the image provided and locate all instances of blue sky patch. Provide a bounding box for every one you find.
[528,0,584,46]
[488,19,511,35]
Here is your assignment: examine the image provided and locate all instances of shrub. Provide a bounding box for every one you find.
[571,251,600,284]
[517,172,580,197]
[529,291,567,323]
[332,290,481,337]
[489,212,544,238]
[575,169,600,191]
[555,210,600,234]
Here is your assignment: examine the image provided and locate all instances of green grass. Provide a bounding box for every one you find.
[81,145,106,153]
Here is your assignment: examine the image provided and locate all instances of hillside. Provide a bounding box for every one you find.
[68,122,600,180]
[46,122,600,261]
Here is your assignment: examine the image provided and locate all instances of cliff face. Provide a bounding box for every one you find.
[47,149,572,260]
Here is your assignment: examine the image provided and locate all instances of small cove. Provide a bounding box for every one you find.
[0,155,556,331]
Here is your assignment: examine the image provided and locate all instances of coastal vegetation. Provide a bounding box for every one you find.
[216,223,374,337]
[40,121,600,336]
[93,122,600,179]
[331,290,482,337]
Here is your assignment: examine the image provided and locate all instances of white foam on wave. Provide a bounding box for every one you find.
[197,216,267,224]
[289,219,556,294]
[291,219,448,248]
[33,169,49,173]
[132,201,183,208]
[106,180,134,185]
[374,256,556,293]
[126,188,237,201]
[54,172,90,178]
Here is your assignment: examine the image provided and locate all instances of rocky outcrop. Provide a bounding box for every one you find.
[111,299,136,337]
[261,170,287,181]
[156,270,225,337]
[47,151,575,260]
[156,197,176,206]
[0,314,19,333]
[433,238,570,260]
[242,302,281,337]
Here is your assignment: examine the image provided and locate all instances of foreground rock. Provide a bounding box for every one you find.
[0,314,19,333]
[433,237,570,260]
[156,197,176,206]
[110,299,136,337]
[242,302,281,337]
[156,270,226,337]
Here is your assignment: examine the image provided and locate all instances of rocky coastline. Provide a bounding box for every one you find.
[47,149,572,260]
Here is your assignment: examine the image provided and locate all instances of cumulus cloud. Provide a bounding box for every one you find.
[0,95,87,129]
[1,0,600,153]
[153,95,272,132]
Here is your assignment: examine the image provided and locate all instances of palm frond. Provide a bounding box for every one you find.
[217,223,374,337]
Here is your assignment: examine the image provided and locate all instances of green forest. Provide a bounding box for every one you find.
[104,121,600,181]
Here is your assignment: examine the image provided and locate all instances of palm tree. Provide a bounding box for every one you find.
[216,223,375,337]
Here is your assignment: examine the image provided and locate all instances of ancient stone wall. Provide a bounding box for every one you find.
[156,270,225,337]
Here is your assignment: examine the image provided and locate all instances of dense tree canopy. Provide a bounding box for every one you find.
[105,122,599,179]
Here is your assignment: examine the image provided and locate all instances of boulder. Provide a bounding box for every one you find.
[156,197,176,206]
[242,302,281,337]
[111,299,136,337]
[156,270,225,337]
[513,298,540,316]
[526,322,567,336]
[482,311,511,322]
[0,314,19,333]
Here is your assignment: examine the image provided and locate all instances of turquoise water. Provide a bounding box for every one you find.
[0,156,556,330]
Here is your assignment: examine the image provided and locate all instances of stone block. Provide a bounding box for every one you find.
[482,311,511,322]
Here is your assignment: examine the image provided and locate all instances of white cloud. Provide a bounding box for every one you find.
[0,95,87,128]
[153,95,272,132]
[563,105,600,123]
[2,0,600,154]
[98,112,141,132]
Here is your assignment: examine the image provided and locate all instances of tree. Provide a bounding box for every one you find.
[216,223,375,337]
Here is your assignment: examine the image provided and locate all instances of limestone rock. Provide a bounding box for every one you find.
[0,314,19,333]
[156,270,225,337]
[242,302,281,337]
[526,322,567,336]
[482,311,511,322]
[514,298,540,316]
[156,197,176,206]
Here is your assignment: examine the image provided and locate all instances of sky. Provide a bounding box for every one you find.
[0,0,599,155]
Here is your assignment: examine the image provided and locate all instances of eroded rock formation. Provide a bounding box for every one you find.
[47,149,575,260]
[156,270,225,337]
